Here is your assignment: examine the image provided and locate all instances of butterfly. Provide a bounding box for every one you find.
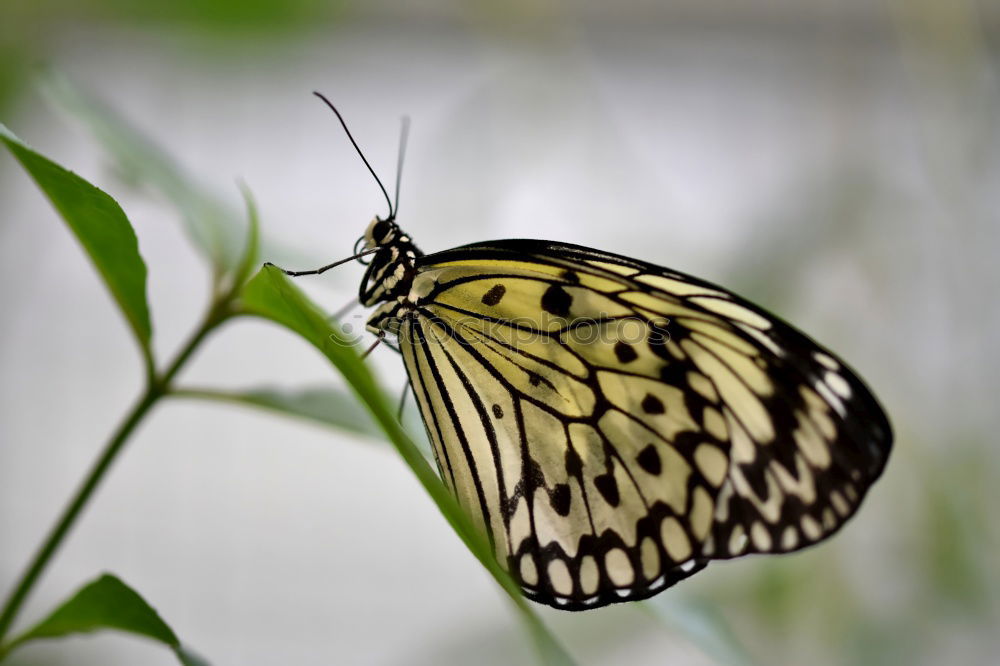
[273,94,893,610]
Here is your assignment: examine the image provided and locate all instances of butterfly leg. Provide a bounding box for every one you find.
[360,333,385,359]
[396,382,411,420]
[328,297,360,323]
[263,247,379,277]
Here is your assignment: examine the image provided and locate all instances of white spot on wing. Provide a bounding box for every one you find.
[547,559,573,596]
[737,322,783,356]
[520,555,538,585]
[801,515,822,540]
[750,521,772,550]
[814,380,847,417]
[661,517,693,561]
[606,548,635,586]
[781,526,799,550]
[728,525,748,554]
[825,371,852,399]
[635,274,727,297]
[814,352,839,370]
[690,296,774,330]
[579,556,599,595]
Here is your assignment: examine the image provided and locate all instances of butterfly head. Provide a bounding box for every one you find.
[362,215,399,249]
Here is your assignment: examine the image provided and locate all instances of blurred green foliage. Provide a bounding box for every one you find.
[2,0,349,111]
[5,0,346,30]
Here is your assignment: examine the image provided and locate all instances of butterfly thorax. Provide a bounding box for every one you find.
[359,217,426,337]
[358,217,423,305]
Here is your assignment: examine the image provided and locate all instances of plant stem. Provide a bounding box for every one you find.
[0,302,233,644]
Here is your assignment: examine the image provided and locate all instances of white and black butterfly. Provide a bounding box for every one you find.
[273,95,892,611]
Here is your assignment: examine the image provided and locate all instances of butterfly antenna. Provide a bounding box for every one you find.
[393,115,411,218]
[313,91,394,220]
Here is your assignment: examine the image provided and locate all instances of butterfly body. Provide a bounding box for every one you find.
[357,216,893,610]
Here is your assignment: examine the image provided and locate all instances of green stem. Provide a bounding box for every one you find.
[0,302,232,644]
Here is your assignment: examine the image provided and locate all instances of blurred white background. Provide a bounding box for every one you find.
[1,2,998,664]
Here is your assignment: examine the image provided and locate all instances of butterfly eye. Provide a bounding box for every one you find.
[371,218,394,244]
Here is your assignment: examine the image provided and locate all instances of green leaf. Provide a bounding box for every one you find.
[233,181,262,287]
[237,266,574,666]
[176,385,381,438]
[1,573,207,666]
[0,122,153,358]
[171,384,434,462]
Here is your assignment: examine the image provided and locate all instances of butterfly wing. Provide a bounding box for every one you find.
[397,239,892,610]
